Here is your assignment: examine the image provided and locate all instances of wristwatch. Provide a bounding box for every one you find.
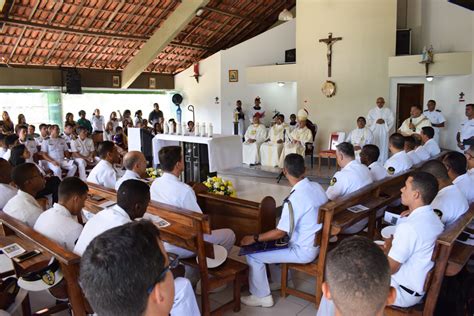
[253,234,259,243]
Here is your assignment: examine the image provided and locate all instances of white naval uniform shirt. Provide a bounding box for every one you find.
[453,173,474,204]
[424,109,445,141]
[0,183,17,209]
[19,139,38,163]
[87,160,117,189]
[0,147,6,158]
[35,135,49,147]
[368,161,387,181]
[468,168,474,178]
[41,137,68,162]
[3,190,42,227]
[3,149,11,162]
[150,173,201,213]
[460,118,474,149]
[326,160,373,200]
[415,146,430,161]
[431,185,469,226]
[389,205,444,294]
[71,137,95,157]
[278,178,328,251]
[422,138,440,158]
[61,133,74,149]
[407,150,422,166]
[115,170,143,191]
[34,203,83,251]
[384,151,413,176]
[74,205,131,255]
[91,115,105,132]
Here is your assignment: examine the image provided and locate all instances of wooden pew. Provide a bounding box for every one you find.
[86,183,248,316]
[385,204,474,316]
[0,212,87,316]
[193,183,277,242]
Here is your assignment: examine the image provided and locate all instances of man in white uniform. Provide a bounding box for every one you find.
[457,103,474,152]
[61,123,76,149]
[0,159,17,209]
[242,113,267,165]
[77,182,199,316]
[384,172,444,307]
[260,114,289,167]
[17,125,38,163]
[398,106,431,136]
[240,154,328,307]
[326,142,373,234]
[404,136,422,165]
[360,145,387,181]
[71,126,98,181]
[420,127,440,158]
[423,100,445,144]
[346,116,373,152]
[115,151,147,190]
[40,125,77,179]
[443,151,474,204]
[150,146,235,258]
[413,135,430,161]
[278,109,313,168]
[367,97,395,163]
[34,177,87,251]
[466,146,474,177]
[4,163,45,227]
[87,141,119,189]
[420,160,469,225]
[384,133,413,176]
[35,123,49,146]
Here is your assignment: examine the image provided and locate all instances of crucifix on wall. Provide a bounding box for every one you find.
[319,32,342,77]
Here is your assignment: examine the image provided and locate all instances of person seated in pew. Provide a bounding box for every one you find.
[384,133,412,176]
[2,134,19,161]
[87,141,119,190]
[34,177,87,251]
[384,172,444,308]
[316,236,396,316]
[240,154,328,307]
[278,109,313,168]
[420,126,440,158]
[40,125,77,180]
[346,116,374,152]
[17,124,38,163]
[413,134,431,161]
[260,114,289,167]
[465,146,474,177]
[326,142,373,234]
[360,144,386,181]
[0,134,7,158]
[3,163,45,227]
[242,112,267,165]
[78,203,199,315]
[420,160,469,225]
[398,106,431,137]
[0,158,17,209]
[442,151,474,204]
[115,151,148,190]
[150,146,235,258]
[71,126,98,181]
[404,136,422,165]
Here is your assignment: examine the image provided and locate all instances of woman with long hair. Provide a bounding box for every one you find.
[134,110,143,127]
[103,121,115,141]
[118,109,133,127]
[2,111,14,133]
[108,111,120,132]
[152,122,163,135]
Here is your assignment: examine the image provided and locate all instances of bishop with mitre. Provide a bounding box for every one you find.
[260,113,289,167]
[278,109,313,167]
[242,112,267,165]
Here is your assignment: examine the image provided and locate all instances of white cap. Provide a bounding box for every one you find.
[297,109,308,120]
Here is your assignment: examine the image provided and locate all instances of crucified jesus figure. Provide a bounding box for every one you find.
[319,32,342,77]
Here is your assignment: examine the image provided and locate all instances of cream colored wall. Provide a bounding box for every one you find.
[296,0,397,151]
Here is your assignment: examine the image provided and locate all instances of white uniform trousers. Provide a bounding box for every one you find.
[246,246,319,298]
[242,142,261,165]
[171,277,200,316]
[260,143,283,167]
[391,278,423,308]
[46,160,77,179]
[74,157,100,181]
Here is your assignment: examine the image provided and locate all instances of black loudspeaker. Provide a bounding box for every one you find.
[285,49,296,63]
[65,69,82,94]
[183,142,209,183]
[396,29,411,56]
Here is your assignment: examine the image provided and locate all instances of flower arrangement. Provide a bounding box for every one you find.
[203,176,236,197]
[146,168,163,180]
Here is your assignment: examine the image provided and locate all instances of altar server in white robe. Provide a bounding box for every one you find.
[367,97,395,163]
[278,109,313,168]
[260,114,289,167]
[242,113,267,165]
[399,106,432,136]
[346,116,373,160]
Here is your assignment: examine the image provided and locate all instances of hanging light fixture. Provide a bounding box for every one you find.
[277,82,285,87]
[426,76,434,82]
[278,8,293,21]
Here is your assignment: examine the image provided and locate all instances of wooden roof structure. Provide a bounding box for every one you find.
[0,0,296,75]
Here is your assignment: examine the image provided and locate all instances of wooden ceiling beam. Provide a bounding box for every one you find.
[75,36,100,66]
[84,0,107,29]
[203,6,258,23]
[25,28,46,64]
[126,1,162,35]
[28,0,40,21]
[117,41,142,69]
[48,0,63,24]
[7,25,25,63]
[60,34,83,65]
[88,37,114,67]
[142,0,177,35]
[101,0,125,30]
[67,1,86,27]
[43,31,65,65]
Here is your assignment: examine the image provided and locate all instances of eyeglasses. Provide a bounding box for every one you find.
[147,255,179,294]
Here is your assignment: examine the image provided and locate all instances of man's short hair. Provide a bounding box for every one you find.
[361,144,379,163]
[278,114,285,121]
[29,124,35,131]
[97,141,115,159]
[357,116,366,123]
[409,171,438,205]
[80,221,165,316]
[59,177,88,201]
[284,154,305,178]
[389,133,405,150]
[325,236,391,316]
[443,151,467,176]
[78,110,86,116]
[158,146,182,172]
[117,180,150,217]
[336,142,355,159]
[421,126,435,139]
[466,103,473,110]
[420,160,449,181]
[5,134,18,147]
[76,125,86,134]
[123,152,143,171]
[404,136,416,150]
[11,163,38,189]
[39,123,48,130]
[65,122,75,129]
[428,99,436,105]
[16,125,27,132]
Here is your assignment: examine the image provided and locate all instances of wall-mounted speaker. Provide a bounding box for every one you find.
[64,69,82,94]
[396,29,411,56]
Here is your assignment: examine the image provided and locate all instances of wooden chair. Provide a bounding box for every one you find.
[318,132,343,172]
[305,121,318,168]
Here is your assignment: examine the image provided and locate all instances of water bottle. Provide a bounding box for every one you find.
[208,123,213,137]
[176,122,181,135]
[164,122,169,134]
[195,122,200,136]
[182,122,187,135]
[200,123,206,137]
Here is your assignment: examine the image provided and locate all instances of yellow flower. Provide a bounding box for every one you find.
[220,186,225,190]
[230,192,237,197]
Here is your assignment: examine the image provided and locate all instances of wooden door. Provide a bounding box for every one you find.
[396,84,424,129]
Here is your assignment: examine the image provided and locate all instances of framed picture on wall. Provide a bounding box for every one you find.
[112,75,120,87]
[149,77,156,89]
[229,70,238,82]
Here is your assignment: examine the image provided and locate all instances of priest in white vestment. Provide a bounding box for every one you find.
[367,97,395,163]
[398,106,432,136]
[346,116,374,151]
[260,114,289,167]
[242,113,267,165]
[278,109,313,168]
